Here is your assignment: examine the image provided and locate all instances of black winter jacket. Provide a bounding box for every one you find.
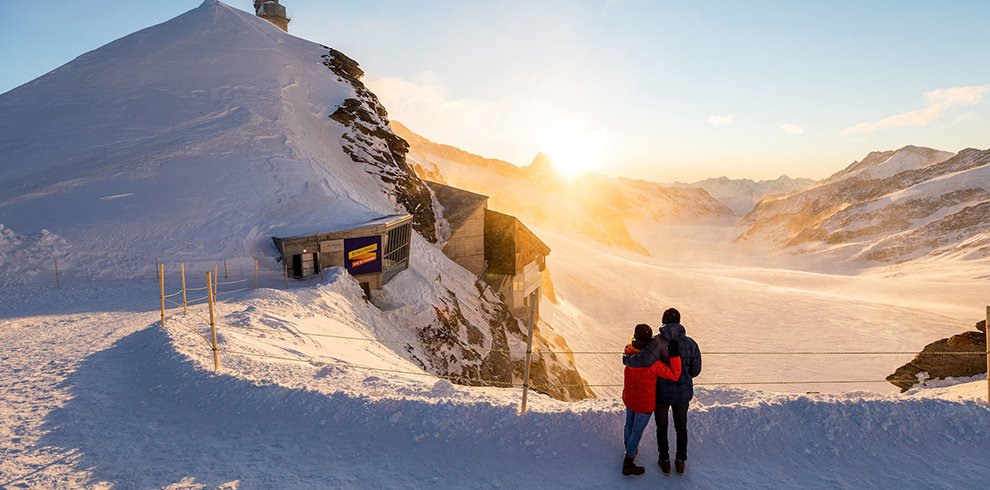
[624,323,702,406]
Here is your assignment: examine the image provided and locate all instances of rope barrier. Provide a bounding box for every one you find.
[185,286,209,292]
[218,323,522,353]
[163,290,184,299]
[221,349,517,387]
[216,279,248,286]
[209,324,990,358]
[217,349,932,390]
[216,287,250,297]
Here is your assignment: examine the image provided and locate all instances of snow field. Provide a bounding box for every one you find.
[3,280,989,488]
[537,223,989,397]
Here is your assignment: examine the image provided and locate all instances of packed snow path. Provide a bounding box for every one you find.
[2,284,990,488]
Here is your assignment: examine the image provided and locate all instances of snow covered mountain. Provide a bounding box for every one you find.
[0,0,591,400]
[739,145,990,263]
[392,121,734,255]
[672,176,815,215]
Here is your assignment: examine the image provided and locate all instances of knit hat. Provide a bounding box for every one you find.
[661,308,680,325]
[634,323,653,343]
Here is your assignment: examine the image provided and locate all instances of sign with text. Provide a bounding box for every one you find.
[344,235,382,275]
[320,239,344,254]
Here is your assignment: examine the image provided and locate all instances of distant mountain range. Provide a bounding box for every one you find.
[392,121,734,255]
[671,176,816,215]
[739,145,990,263]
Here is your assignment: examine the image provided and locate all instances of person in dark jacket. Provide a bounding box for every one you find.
[623,308,702,475]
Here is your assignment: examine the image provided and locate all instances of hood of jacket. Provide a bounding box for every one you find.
[661,323,686,342]
[624,343,642,355]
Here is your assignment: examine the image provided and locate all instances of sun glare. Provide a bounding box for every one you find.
[541,128,605,177]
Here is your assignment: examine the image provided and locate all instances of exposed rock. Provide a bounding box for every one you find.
[321,49,438,242]
[410,282,594,402]
[886,327,987,392]
[978,320,987,334]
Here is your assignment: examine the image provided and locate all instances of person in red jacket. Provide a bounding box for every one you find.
[621,324,682,476]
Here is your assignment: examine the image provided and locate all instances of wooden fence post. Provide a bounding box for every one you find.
[180,263,187,314]
[985,305,989,405]
[520,292,538,414]
[213,264,219,293]
[208,271,220,372]
[254,257,259,289]
[284,263,289,290]
[158,263,165,328]
[54,257,61,289]
[223,259,227,280]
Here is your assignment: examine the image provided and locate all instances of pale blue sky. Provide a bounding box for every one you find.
[2,1,988,181]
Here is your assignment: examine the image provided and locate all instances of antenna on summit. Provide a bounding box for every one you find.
[254,0,290,32]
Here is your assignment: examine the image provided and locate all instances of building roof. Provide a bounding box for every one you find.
[425,181,489,233]
[273,213,410,241]
[484,209,550,275]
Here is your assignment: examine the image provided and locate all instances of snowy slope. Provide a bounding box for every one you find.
[0,0,428,273]
[2,282,989,488]
[740,146,990,263]
[0,0,591,401]
[672,176,816,215]
[393,121,734,255]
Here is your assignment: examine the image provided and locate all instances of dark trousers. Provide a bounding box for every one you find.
[655,403,689,461]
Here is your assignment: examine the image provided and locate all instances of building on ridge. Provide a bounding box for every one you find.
[425,181,550,320]
[254,0,290,32]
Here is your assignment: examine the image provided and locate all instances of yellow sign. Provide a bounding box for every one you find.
[348,244,378,260]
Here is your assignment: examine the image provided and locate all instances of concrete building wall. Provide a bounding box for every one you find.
[442,206,486,276]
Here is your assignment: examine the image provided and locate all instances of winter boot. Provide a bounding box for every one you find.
[622,456,645,476]
[675,459,686,474]
[659,459,671,474]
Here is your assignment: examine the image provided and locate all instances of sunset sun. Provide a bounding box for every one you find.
[541,128,605,177]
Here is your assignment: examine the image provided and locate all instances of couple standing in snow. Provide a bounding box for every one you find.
[621,308,703,477]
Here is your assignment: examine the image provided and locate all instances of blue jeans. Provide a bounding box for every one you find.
[624,409,652,458]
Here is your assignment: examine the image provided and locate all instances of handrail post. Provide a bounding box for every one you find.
[158,263,165,328]
[208,271,220,372]
[985,306,989,405]
[180,263,187,314]
[520,292,537,414]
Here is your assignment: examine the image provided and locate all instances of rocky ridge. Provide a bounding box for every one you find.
[739,146,990,263]
[887,319,987,392]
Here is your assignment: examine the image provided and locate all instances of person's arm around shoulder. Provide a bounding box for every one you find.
[688,337,702,378]
[624,336,662,368]
[650,340,682,381]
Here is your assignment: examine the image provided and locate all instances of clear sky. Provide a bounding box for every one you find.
[2,1,989,181]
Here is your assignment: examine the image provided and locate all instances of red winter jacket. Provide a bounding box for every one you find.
[622,344,682,414]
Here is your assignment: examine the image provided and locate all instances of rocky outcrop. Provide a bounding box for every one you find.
[322,49,438,242]
[887,319,987,392]
[410,280,594,401]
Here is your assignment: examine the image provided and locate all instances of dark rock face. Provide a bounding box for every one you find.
[887,324,987,392]
[321,49,438,242]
